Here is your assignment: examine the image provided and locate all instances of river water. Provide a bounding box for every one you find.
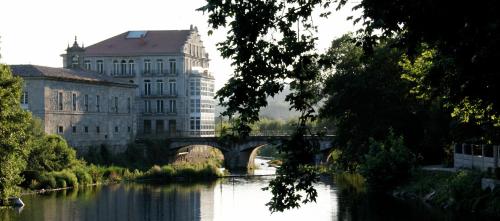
[0,158,486,221]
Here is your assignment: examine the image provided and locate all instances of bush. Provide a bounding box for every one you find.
[74,169,93,185]
[360,130,415,192]
[26,134,78,172]
[38,173,57,189]
[52,171,78,188]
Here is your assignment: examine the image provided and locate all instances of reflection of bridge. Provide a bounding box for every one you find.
[166,135,334,169]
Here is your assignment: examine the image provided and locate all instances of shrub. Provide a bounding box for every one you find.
[74,169,93,185]
[52,171,78,188]
[26,134,78,172]
[360,130,415,192]
[38,173,57,189]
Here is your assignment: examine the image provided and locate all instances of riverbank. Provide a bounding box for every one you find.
[393,169,500,218]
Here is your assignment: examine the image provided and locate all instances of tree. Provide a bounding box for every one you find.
[26,134,78,172]
[320,35,450,168]
[349,0,500,143]
[199,0,329,212]
[0,64,32,200]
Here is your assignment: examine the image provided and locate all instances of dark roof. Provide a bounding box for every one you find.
[83,30,192,56]
[10,65,135,87]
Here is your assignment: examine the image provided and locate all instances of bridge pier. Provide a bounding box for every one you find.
[223,150,252,170]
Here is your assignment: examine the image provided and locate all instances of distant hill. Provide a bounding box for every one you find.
[215,86,300,120]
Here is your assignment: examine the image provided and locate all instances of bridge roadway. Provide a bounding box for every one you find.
[161,135,335,169]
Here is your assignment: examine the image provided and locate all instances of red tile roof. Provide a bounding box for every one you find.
[83,30,191,56]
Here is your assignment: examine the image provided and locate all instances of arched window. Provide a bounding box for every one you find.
[121,60,127,75]
[128,60,135,75]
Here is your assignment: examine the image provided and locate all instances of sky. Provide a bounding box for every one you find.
[0,0,360,89]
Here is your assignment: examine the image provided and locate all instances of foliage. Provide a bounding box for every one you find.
[26,134,79,172]
[0,64,33,200]
[345,0,500,143]
[138,162,222,182]
[320,35,450,168]
[360,130,415,192]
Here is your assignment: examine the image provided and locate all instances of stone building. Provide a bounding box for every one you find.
[10,65,137,152]
[61,26,216,137]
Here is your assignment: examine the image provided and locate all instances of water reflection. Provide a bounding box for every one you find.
[0,163,491,221]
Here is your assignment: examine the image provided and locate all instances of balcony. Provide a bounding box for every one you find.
[142,71,178,77]
[141,92,178,98]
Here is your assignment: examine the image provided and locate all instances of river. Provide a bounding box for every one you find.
[0,158,485,221]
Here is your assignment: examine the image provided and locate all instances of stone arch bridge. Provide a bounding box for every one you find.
[163,136,334,169]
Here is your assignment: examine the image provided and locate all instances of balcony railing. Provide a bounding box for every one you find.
[142,71,178,77]
[141,92,178,98]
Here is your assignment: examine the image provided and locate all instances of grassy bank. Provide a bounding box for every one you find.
[20,162,223,194]
[394,169,500,218]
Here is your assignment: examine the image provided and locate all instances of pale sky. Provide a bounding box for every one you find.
[0,0,359,89]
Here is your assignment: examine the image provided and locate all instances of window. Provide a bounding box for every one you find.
[144,59,151,73]
[156,100,164,113]
[84,60,91,70]
[189,99,201,113]
[114,126,119,133]
[128,126,131,133]
[84,126,88,133]
[121,60,127,75]
[96,126,100,134]
[72,93,77,111]
[72,126,76,133]
[58,126,63,134]
[189,117,201,130]
[127,97,131,113]
[128,60,135,75]
[169,100,176,113]
[189,79,200,96]
[84,94,88,111]
[169,59,176,74]
[21,91,29,109]
[143,120,152,134]
[144,100,151,113]
[72,56,79,67]
[114,97,118,113]
[169,80,176,96]
[156,120,164,134]
[157,80,163,95]
[57,92,63,110]
[157,59,164,74]
[144,80,151,95]
[97,60,104,74]
[113,60,119,75]
[96,95,100,112]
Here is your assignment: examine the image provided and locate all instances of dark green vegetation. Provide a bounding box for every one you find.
[200,0,500,213]
[396,170,500,217]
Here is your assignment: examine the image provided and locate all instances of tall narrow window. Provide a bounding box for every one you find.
[113,60,119,75]
[57,92,63,111]
[169,59,176,74]
[157,80,163,95]
[72,126,76,133]
[97,60,104,74]
[157,59,164,74]
[128,60,135,75]
[144,59,151,73]
[84,60,91,70]
[127,97,131,113]
[144,100,151,113]
[21,91,28,107]
[114,97,118,113]
[156,100,164,113]
[58,126,64,134]
[96,95,100,112]
[169,80,176,96]
[96,126,100,134]
[72,93,77,111]
[121,60,127,75]
[169,100,176,113]
[84,94,88,111]
[144,80,151,96]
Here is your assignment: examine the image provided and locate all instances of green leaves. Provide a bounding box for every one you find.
[0,64,32,200]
